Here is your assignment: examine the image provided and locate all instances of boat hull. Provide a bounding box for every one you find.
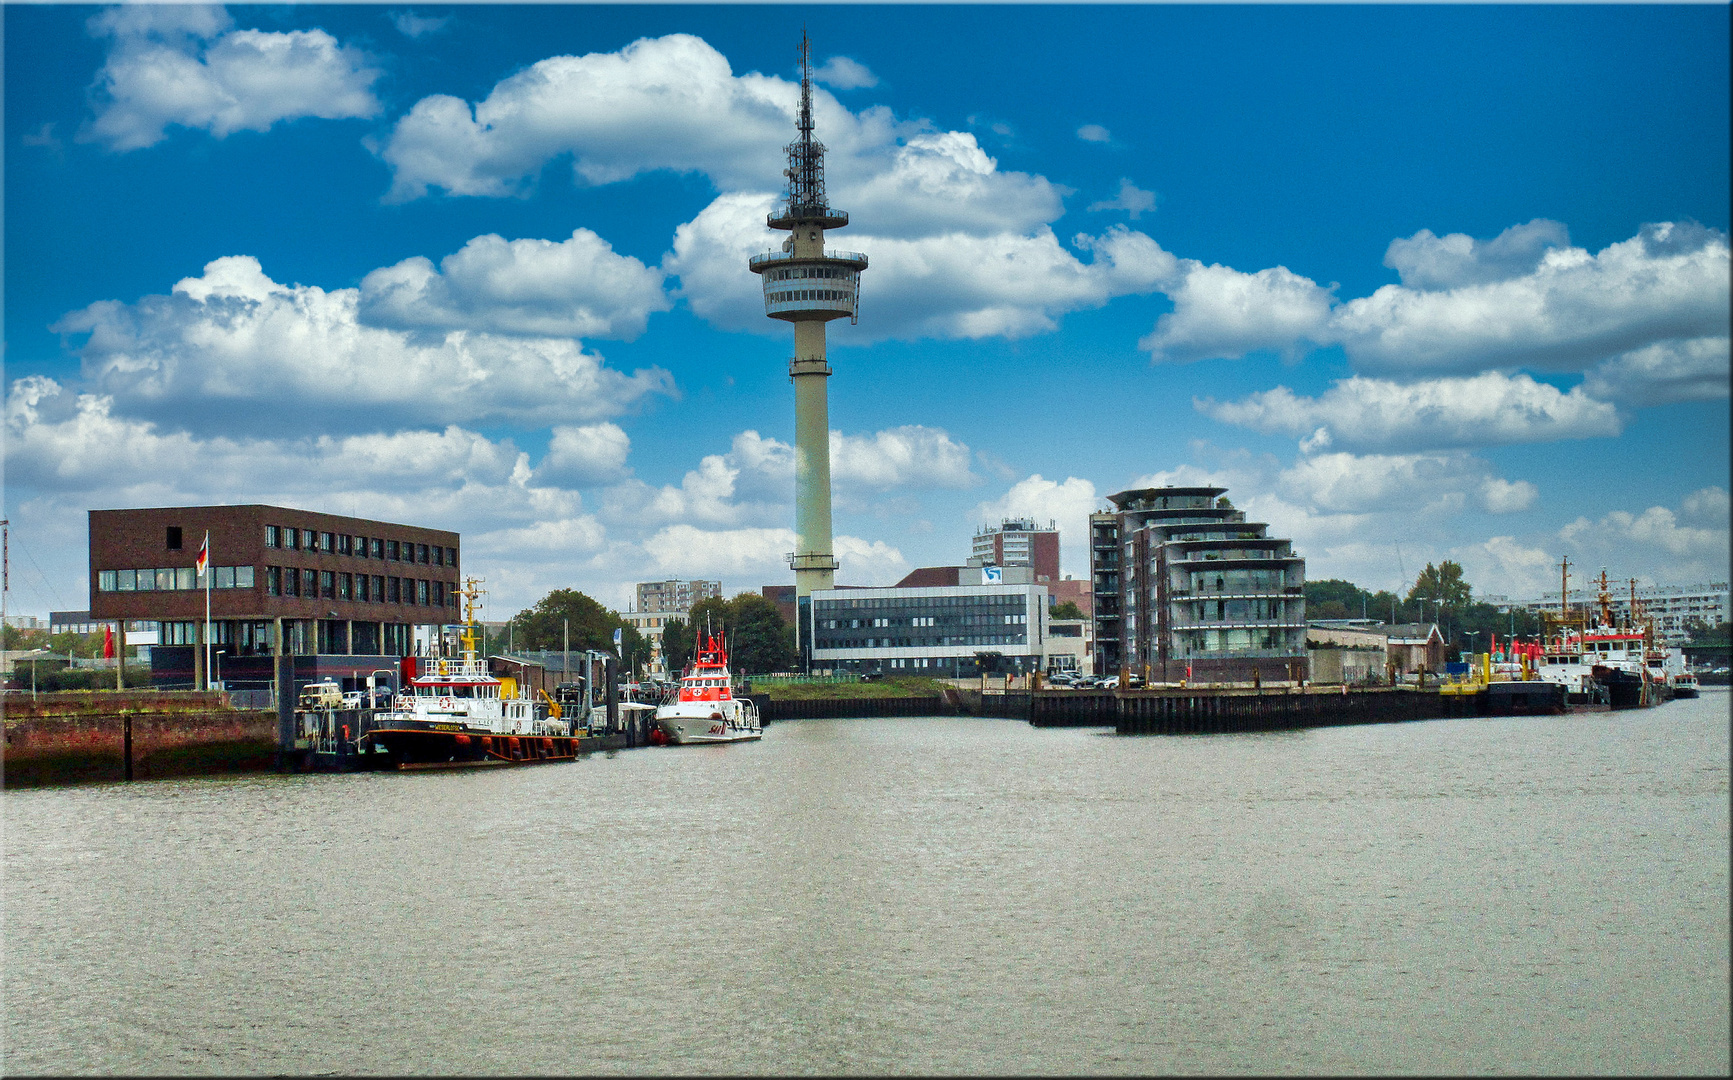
[369,722,581,767]
[652,704,762,745]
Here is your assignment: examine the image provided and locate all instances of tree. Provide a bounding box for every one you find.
[1050,600,1084,620]
[504,589,649,670]
[661,618,694,675]
[684,593,796,675]
[1407,561,1472,611]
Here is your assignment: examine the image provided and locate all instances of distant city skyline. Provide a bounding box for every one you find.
[5,4,1728,620]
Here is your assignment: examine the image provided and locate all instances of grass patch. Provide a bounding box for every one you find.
[750,676,951,700]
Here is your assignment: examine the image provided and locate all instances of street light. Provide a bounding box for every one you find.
[1465,630,1482,656]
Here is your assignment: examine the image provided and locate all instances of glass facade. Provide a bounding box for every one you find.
[811,585,1045,674]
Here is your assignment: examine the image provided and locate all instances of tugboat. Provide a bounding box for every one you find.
[367,579,580,766]
[1534,562,1662,710]
[652,630,762,745]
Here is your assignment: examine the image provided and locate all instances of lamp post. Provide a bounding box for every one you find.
[1465,630,1481,657]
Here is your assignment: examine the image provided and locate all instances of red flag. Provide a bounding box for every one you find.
[103,624,116,659]
[195,531,209,577]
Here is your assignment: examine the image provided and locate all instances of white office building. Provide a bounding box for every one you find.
[811,581,1050,676]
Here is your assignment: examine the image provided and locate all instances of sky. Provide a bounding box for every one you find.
[5,2,1729,622]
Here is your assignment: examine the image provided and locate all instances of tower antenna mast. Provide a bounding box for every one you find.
[748,32,869,672]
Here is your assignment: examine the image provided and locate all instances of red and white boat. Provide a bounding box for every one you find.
[652,633,762,744]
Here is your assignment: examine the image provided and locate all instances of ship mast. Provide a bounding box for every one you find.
[458,577,486,660]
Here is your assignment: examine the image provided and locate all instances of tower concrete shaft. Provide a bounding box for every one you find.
[748,32,867,667]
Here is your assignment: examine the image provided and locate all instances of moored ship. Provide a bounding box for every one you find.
[652,632,762,744]
[1533,563,1675,710]
[366,579,580,766]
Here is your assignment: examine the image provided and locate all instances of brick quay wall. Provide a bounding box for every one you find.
[3,693,277,787]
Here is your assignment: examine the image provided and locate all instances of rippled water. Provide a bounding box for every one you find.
[5,694,1728,1075]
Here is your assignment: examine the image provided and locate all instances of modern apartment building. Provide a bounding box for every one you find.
[970,518,1060,582]
[1091,486,1307,683]
[1519,581,1730,645]
[636,579,722,614]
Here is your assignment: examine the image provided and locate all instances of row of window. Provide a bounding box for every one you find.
[769,289,852,304]
[99,567,255,592]
[816,634,1029,649]
[266,567,454,608]
[1176,628,1301,652]
[816,594,1027,614]
[767,266,854,282]
[818,613,1027,630]
[265,526,455,567]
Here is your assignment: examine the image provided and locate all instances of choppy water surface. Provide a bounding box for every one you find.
[5,694,1728,1075]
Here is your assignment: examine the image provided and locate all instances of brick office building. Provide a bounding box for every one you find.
[89,505,462,690]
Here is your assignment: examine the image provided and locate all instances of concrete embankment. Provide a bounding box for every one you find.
[3,693,277,787]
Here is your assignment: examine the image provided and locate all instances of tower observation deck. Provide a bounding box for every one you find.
[748,32,867,671]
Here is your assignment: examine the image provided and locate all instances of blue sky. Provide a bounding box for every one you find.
[6,3,1729,619]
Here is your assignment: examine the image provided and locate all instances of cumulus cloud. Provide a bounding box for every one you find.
[1580,335,1730,408]
[1141,222,1730,378]
[359,229,670,339]
[814,56,877,90]
[82,4,381,151]
[1277,451,1537,517]
[974,474,1100,578]
[1559,488,1731,583]
[1141,261,1336,363]
[1335,222,1730,375]
[1087,178,1156,220]
[1448,535,1562,602]
[1383,218,1571,290]
[1198,372,1622,452]
[1076,124,1111,143]
[534,424,631,487]
[831,426,977,489]
[53,255,673,433]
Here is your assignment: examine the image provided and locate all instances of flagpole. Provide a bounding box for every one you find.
[202,530,212,692]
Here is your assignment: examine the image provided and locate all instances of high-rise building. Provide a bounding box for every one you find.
[635,579,721,614]
[1091,486,1307,683]
[748,33,868,671]
[969,518,1061,582]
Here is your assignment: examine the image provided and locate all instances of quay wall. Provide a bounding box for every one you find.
[1101,685,1443,734]
[4,693,276,786]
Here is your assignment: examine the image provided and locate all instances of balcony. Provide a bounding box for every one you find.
[749,249,869,271]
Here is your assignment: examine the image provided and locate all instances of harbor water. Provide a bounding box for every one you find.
[5,693,1728,1074]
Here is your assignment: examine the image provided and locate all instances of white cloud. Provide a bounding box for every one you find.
[1333,222,1730,375]
[1087,178,1156,220]
[1277,451,1532,517]
[53,255,673,433]
[973,475,1100,579]
[1139,222,1730,378]
[535,424,631,487]
[1384,219,1571,291]
[358,229,671,339]
[831,426,977,489]
[1141,261,1336,363]
[1581,336,1730,408]
[1558,488,1731,584]
[392,11,452,39]
[1448,535,1562,602]
[1076,124,1111,143]
[378,34,793,201]
[638,525,905,585]
[814,56,877,90]
[83,5,381,151]
[1198,372,1622,452]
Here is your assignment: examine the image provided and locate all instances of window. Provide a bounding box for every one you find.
[236,566,254,589]
[117,570,137,591]
[167,526,183,550]
[447,544,458,567]
[338,573,352,600]
[320,532,335,553]
[266,525,279,548]
[417,580,429,605]
[387,540,399,561]
[371,537,384,559]
[302,568,317,597]
[320,571,335,599]
[431,581,443,607]
[432,546,444,567]
[286,528,300,550]
[339,535,352,556]
[372,575,384,601]
[417,543,429,564]
[215,566,235,589]
[389,577,401,603]
[175,567,195,590]
[357,574,370,602]
[354,535,368,557]
[268,567,281,596]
